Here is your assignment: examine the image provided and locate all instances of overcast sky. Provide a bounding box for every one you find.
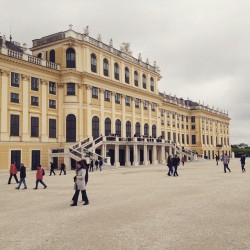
[1,0,250,145]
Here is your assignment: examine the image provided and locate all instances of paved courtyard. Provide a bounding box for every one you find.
[0,158,250,250]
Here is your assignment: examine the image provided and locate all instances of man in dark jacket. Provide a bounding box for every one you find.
[49,162,56,176]
[172,155,180,176]
[59,162,66,175]
[240,154,246,173]
[15,163,27,189]
[167,155,173,176]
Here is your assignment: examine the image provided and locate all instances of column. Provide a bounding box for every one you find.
[133,145,139,166]
[21,74,30,141]
[41,80,48,142]
[57,83,64,142]
[169,146,172,156]
[111,92,116,133]
[161,146,166,164]
[102,144,106,158]
[140,100,144,135]
[125,145,131,166]
[152,145,157,165]
[0,70,9,141]
[78,83,84,140]
[143,145,149,165]
[121,94,126,137]
[148,102,152,135]
[86,85,92,137]
[100,88,104,136]
[131,97,135,136]
[156,104,160,137]
[115,144,120,167]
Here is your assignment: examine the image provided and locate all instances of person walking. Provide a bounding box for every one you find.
[8,162,19,184]
[34,165,47,189]
[215,154,219,165]
[223,153,231,173]
[89,159,94,172]
[59,162,66,175]
[15,163,27,190]
[181,156,185,166]
[172,155,180,177]
[49,162,56,176]
[240,154,246,173]
[95,159,99,171]
[71,163,89,206]
[167,155,173,176]
[99,159,103,171]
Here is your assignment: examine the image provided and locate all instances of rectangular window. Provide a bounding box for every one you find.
[49,81,56,95]
[211,136,213,145]
[49,119,56,138]
[11,93,19,103]
[31,150,40,170]
[151,103,156,112]
[104,90,110,102]
[192,135,196,145]
[10,114,19,136]
[115,93,121,104]
[143,101,148,110]
[125,96,130,106]
[11,72,20,87]
[31,77,39,91]
[167,121,170,127]
[191,116,195,122]
[67,83,75,95]
[168,132,171,141]
[186,125,188,129]
[161,120,164,125]
[207,135,209,145]
[186,116,189,122]
[135,98,140,108]
[92,87,98,99]
[31,117,39,137]
[182,134,185,144]
[31,96,39,106]
[203,135,205,144]
[49,99,56,109]
[186,134,189,144]
[191,125,196,130]
[173,132,176,143]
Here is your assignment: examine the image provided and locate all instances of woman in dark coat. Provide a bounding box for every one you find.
[167,155,173,176]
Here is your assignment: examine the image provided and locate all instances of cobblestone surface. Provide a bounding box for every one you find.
[0,158,249,250]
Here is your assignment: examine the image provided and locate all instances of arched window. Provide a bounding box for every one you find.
[66,48,75,68]
[135,122,140,137]
[37,53,42,59]
[103,58,109,77]
[66,114,76,142]
[115,119,121,137]
[126,121,131,137]
[92,116,99,139]
[142,74,147,89]
[105,118,111,136]
[152,124,157,138]
[114,63,119,80]
[125,67,130,84]
[50,49,55,63]
[91,53,97,73]
[144,123,149,136]
[134,71,138,86]
[150,77,154,92]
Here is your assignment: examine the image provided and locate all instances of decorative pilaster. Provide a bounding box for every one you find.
[57,83,65,142]
[100,88,104,136]
[41,80,48,141]
[85,84,92,137]
[121,94,126,137]
[111,92,116,134]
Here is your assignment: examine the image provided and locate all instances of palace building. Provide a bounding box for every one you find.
[0,25,231,170]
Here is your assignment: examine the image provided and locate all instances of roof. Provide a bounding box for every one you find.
[0,37,23,53]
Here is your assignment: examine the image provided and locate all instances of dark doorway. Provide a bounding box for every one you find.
[11,150,21,171]
[140,149,144,165]
[52,157,58,169]
[31,150,40,170]
[119,149,125,166]
[108,149,115,166]
[149,149,152,164]
[130,148,134,165]
[71,158,77,170]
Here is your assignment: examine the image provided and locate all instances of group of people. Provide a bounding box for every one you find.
[89,159,103,172]
[166,155,181,176]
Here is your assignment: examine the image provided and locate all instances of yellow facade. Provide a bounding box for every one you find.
[0,28,231,169]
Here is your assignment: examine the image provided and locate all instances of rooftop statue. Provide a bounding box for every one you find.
[120,42,132,56]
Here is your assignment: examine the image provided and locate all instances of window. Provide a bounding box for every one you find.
[31,96,39,106]
[10,114,19,136]
[161,120,164,125]
[211,136,213,145]
[91,53,97,73]
[186,135,189,144]
[49,119,56,138]
[191,116,195,122]
[66,114,76,142]
[173,132,176,143]
[103,58,109,76]
[31,77,39,91]
[168,132,171,141]
[192,135,196,145]
[142,74,147,89]
[104,90,110,102]
[49,81,56,95]
[49,99,56,109]
[66,48,75,68]
[105,118,111,136]
[186,125,189,129]
[134,71,139,86]
[114,63,119,80]
[191,125,196,130]
[92,87,98,99]
[92,116,100,139]
[143,101,148,110]
[115,93,121,104]
[125,67,130,84]
[202,135,205,144]
[50,49,55,63]
[11,72,19,87]
[67,83,75,95]
[125,96,130,106]
[135,122,140,136]
[31,117,39,137]
[37,53,42,58]
[167,121,170,127]
[126,121,131,137]
[115,119,121,137]
[11,93,19,103]
[151,103,156,111]
[144,123,149,136]
[150,77,154,91]
[207,135,209,144]
[152,125,157,138]
[135,98,140,108]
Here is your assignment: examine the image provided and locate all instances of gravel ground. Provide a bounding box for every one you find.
[0,158,249,250]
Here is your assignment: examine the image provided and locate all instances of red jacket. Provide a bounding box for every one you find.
[36,167,44,180]
[10,164,17,174]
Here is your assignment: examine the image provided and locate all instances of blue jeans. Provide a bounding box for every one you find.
[35,180,47,188]
[17,178,27,189]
